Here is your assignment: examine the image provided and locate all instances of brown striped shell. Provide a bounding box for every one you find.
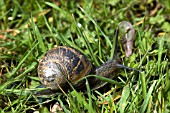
[38,46,92,90]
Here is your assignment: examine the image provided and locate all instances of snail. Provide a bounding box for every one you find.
[38,21,139,91]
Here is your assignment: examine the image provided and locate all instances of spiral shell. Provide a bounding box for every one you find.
[38,46,92,90]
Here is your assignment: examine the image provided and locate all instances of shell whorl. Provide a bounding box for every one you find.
[38,46,92,90]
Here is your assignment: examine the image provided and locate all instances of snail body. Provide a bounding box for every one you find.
[38,46,138,91]
[38,46,122,91]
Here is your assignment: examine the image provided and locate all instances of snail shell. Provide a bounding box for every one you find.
[38,46,92,90]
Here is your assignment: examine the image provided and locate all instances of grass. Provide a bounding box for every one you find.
[0,0,170,113]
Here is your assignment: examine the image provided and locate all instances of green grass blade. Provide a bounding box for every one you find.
[140,72,147,98]
[77,74,124,87]
[140,80,156,113]
[29,17,46,53]
[85,79,95,113]
[78,5,112,48]
[10,41,39,77]
[0,42,39,92]
[157,34,166,73]
[58,95,70,113]
[118,84,130,113]
[72,14,100,66]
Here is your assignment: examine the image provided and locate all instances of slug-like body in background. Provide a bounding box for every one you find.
[119,21,135,57]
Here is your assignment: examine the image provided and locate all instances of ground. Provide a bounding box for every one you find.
[0,0,170,113]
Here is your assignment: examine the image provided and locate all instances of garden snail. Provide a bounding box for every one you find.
[38,21,139,91]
